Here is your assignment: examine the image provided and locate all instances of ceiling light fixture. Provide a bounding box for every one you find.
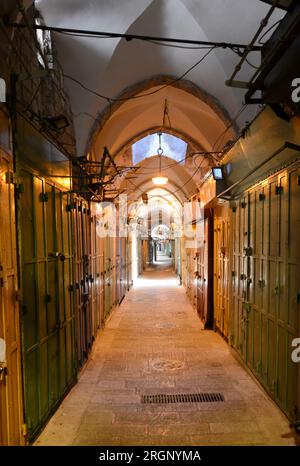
[152,132,168,186]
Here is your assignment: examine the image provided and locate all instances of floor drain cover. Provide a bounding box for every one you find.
[151,360,185,371]
[141,392,225,404]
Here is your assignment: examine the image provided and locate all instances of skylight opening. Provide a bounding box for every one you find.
[132,133,187,165]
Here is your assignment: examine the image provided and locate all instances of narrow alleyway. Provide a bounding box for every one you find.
[35,264,296,446]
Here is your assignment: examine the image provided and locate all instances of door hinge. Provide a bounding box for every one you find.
[5,173,24,193]
[0,365,8,381]
[22,423,28,437]
[244,246,253,257]
[40,193,49,202]
[275,185,283,195]
[5,172,17,184]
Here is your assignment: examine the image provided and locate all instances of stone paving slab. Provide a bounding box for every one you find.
[35,264,298,446]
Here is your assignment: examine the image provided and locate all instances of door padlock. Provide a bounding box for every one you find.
[0,365,8,382]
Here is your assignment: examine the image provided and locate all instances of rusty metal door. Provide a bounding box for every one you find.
[0,153,24,445]
[20,171,76,441]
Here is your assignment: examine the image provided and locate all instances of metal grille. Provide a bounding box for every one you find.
[141,392,225,404]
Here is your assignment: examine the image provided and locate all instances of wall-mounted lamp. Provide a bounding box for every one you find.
[212,166,225,181]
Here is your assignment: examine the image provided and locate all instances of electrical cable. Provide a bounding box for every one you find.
[125,158,204,201]
[211,103,248,151]
[57,30,216,51]
[258,19,282,44]
[146,40,216,50]
[63,46,216,103]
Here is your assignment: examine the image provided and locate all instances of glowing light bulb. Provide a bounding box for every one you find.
[152,176,168,186]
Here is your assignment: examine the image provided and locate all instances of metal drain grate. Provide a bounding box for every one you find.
[141,392,225,404]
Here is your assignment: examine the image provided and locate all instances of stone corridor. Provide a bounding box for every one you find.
[35,262,296,446]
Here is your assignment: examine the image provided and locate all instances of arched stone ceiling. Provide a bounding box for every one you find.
[91,83,234,159]
[35,0,285,156]
[116,150,208,204]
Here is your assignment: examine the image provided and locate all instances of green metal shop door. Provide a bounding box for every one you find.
[20,171,76,441]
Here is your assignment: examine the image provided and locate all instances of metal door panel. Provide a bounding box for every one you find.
[267,319,276,391]
[287,263,298,328]
[58,327,67,394]
[20,171,76,441]
[34,177,45,259]
[45,184,55,256]
[268,260,277,317]
[24,350,39,435]
[261,259,268,311]
[20,172,34,261]
[22,263,38,348]
[39,340,49,418]
[64,259,72,321]
[48,332,59,406]
[65,321,74,381]
[253,308,261,375]
[261,313,268,383]
[55,190,63,254]
[47,260,58,333]
[269,180,279,257]
[253,258,260,306]
[287,329,298,416]
[37,262,47,339]
[57,261,65,324]
[277,325,287,406]
[278,261,286,323]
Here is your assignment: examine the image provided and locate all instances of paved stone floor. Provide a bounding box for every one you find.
[35,260,298,446]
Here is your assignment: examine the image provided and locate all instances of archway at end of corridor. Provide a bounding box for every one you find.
[128,186,183,285]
